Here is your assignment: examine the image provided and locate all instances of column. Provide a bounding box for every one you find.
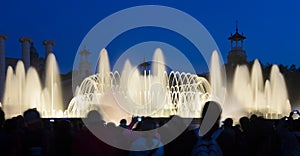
[42,40,55,57]
[0,34,7,102]
[19,37,32,70]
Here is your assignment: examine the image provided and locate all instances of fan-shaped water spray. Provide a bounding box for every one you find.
[67,48,212,122]
[68,49,291,122]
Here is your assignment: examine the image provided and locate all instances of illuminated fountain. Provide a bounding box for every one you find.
[67,49,212,122]
[67,48,291,122]
[0,47,291,121]
[2,53,63,118]
[230,59,291,119]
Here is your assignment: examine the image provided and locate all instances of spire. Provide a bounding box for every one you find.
[30,42,38,54]
[236,20,239,33]
[79,46,91,56]
[228,20,246,41]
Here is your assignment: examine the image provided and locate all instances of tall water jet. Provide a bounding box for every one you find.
[230,65,252,116]
[16,61,25,114]
[269,65,291,118]
[120,59,133,91]
[152,48,166,77]
[3,66,16,117]
[209,50,226,105]
[251,59,264,112]
[98,48,111,93]
[23,67,42,111]
[45,53,63,117]
[264,80,271,115]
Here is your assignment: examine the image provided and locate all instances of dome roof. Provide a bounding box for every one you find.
[228,21,246,41]
[79,48,91,56]
[228,31,246,41]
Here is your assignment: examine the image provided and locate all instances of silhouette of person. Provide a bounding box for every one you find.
[129,119,164,156]
[119,119,127,128]
[52,120,72,156]
[192,101,223,156]
[22,108,51,156]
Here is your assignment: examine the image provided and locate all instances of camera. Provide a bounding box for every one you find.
[137,117,142,121]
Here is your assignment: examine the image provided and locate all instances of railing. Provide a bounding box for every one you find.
[231,47,243,50]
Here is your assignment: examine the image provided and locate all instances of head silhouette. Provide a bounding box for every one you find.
[85,110,104,126]
[199,101,222,137]
[23,108,40,123]
[23,108,42,130]
[119,119,127,128]
[224,118,233,127]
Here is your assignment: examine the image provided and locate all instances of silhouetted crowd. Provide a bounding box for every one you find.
[1,101,300,156]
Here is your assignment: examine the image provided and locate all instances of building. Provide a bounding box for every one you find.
[225,23,248,83]
[77,47,92,83]
[227,22,247,67]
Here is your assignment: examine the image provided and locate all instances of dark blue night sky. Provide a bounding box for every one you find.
[1,0,300,73]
